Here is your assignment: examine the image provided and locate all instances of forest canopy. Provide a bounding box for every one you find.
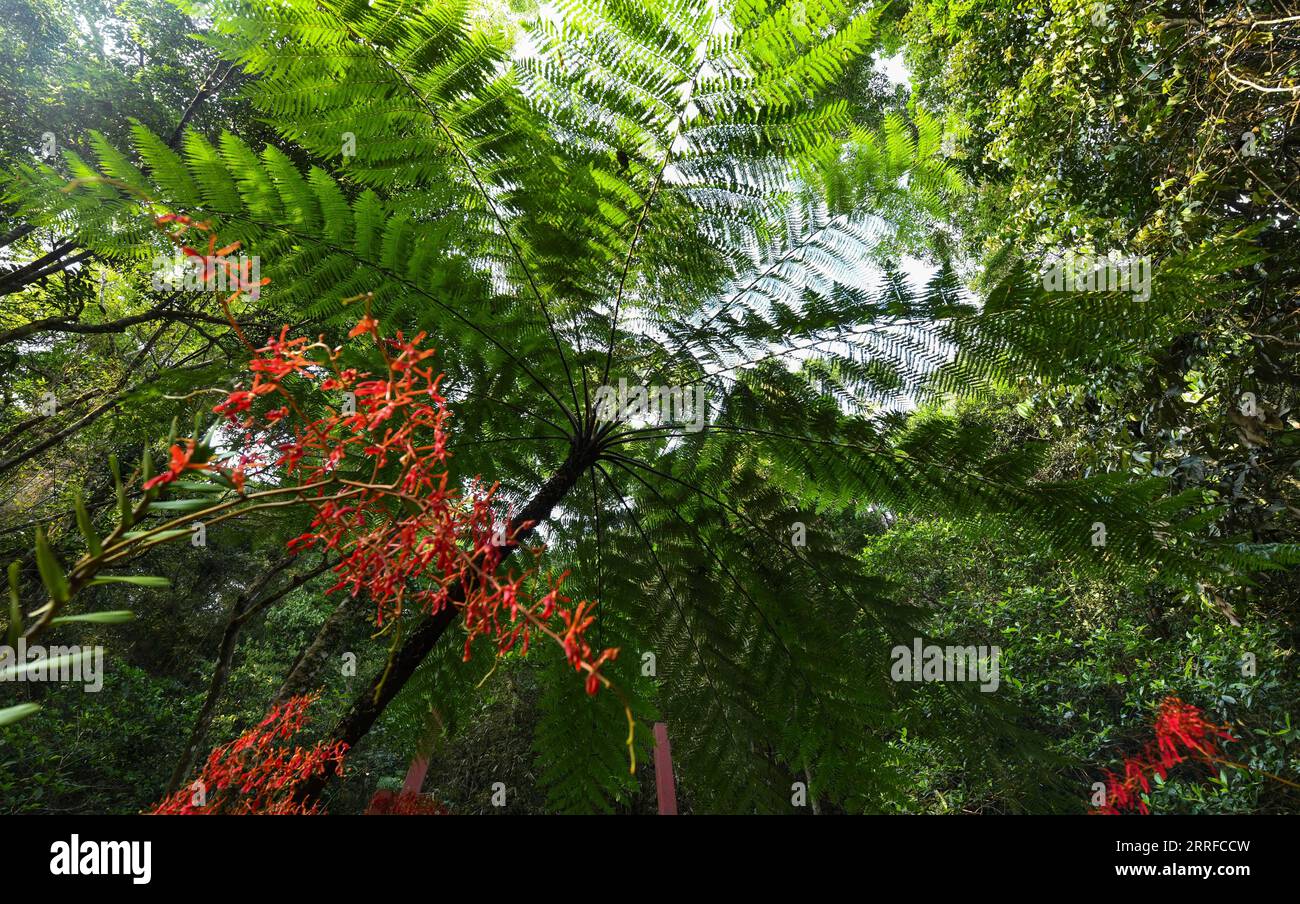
[0,0,1297,816]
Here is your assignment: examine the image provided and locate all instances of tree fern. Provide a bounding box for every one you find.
[4,0,1289,814]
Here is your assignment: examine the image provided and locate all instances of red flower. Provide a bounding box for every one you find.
[139,251,625,728]
[1089,697,1235,815]
[144,440,211,490]
[214,390,255,419]
[148,695,347,815]
[348,315,379,339]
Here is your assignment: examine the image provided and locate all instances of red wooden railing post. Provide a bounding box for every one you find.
[401,754,430,795]
[653,721,678,815]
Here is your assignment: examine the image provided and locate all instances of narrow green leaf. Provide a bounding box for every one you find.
[33,528,70,604]
[88,575,169,588]
[208,472,240,491]
[74,489,103,557]
[50,610,136,625]
[0,703,41,727]
[167,481,225,494]
[201,420,221,451]
[145,498,213,512]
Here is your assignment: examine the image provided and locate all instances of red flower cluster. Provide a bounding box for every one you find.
[157,279,619,695]
[1091,697,1236,815]
[460,565,621,694]
[364,789,451,815]
[149,695,347,815]
[252,322,459,619]
[156,212,269,301]
[140,213,626,806]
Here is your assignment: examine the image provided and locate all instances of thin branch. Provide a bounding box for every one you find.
[1221,59,1300,93]
[600,155,673,389]
[170,61,238,148]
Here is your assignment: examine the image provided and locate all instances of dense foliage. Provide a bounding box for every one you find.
[0,0,1296,815]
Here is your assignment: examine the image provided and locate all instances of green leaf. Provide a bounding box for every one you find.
[208,472,241,491]
[74,489,103,557]
[145,498,214,512]
[33,528,70,604]
[88,575,170,588]
[50,610,136,625]
[201,420,221,450]
[0,703,41,727]
[167,481,225,494]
